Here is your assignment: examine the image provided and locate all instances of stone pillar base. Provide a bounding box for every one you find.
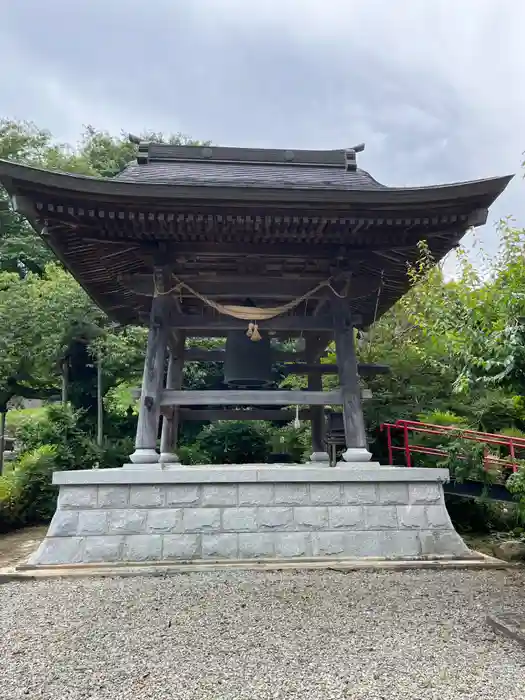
[128,448,159,465]
[159,453,180,466]
[309,451,330,464]
[27,465,475,567]
[341,447,372,462]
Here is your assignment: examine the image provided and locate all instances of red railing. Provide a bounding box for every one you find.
[380,419,525,472]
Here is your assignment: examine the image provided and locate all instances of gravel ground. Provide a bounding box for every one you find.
[1,569,525,700]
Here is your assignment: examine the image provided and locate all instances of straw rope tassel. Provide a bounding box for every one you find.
[294,405,301,429]
[250,323,261,341]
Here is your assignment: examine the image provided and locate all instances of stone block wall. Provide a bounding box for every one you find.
[29,475,471,566]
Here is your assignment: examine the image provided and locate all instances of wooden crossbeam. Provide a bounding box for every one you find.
[168,313,340,332]
[182,349,389,375]
[160,389,342,406]
[184,348,305,362]
[179,409,313,421]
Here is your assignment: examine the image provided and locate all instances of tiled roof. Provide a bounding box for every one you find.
[114,160,385,191]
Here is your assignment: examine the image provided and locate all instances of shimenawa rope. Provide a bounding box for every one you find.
[155,275,347,341]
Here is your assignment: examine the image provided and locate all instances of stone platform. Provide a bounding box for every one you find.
[28,465,472,567]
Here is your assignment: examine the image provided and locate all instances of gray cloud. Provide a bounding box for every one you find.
[1,0,523,265]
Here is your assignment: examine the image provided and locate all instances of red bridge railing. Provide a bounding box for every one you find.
[379,419,524,472]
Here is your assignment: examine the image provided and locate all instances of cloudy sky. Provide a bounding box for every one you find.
[2,0,523,265]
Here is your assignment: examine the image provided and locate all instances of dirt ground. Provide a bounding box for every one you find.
[0,526,46,569]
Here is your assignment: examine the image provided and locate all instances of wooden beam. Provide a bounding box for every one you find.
[120,274,334,299]
[184,348,306,362]
[284,363,337,375]
[158,242,348,259]
[168,313,340,332]
[160,389,342,406]
[282,362,390,375]
[179,409,313,421]
[84,236,460,258]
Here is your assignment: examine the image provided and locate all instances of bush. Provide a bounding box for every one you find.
[272,422,311,462]
[98,436,134,469]
[15,403,100,471]
[417,409,469,428]
[0,473,20,532]
[196,421,271,464]
[445,494,524,534]
[5,406,47,435]
[470,392,525,434]
[0,445,58,531]
[11,445,58,524]
[177,444,210,465]
[404,410,469,468]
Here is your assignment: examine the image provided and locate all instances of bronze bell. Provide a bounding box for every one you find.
[223,331,274,388]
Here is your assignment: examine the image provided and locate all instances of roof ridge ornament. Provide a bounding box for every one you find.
[345,144,365,172]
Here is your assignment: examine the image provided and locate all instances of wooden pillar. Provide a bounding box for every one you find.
[129,269,169,466]
[306,336,329,464]
[159,332,186,465]
[332,299,371,463]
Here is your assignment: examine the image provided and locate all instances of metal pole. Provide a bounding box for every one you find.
[0,411,5,475]
[97,352,103,448]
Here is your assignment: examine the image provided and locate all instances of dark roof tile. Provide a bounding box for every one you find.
[114,161,385,191]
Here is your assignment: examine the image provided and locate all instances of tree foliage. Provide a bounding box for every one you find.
[0,120,206,413]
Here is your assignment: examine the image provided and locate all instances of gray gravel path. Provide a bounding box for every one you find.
[1,569,525,699]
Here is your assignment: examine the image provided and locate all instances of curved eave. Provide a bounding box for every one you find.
[0,159,513,209]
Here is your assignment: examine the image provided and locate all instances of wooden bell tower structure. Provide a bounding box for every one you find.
[1,141,513,568]
[0,142,512,467]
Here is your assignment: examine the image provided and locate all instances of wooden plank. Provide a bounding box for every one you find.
[167,313,339,332]
[157,242,346,259]
[178,409,313,421]
[161,390,342,406]
[284,363,337,375]
[184,348,306,362]
[283,362,390,375]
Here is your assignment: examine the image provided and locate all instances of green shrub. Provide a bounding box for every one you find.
[5,406,47,435]
[417,410,469,427]
[0,445,59,531]
[506,463,525,505]
[177,444,210,465]
[15,403,100,471]
[10,445,59,525]
[272,422,311,462]
[0,473,21,532]
[411,411,470,468]
[98,436,134,469]
[498,426,525,439]
[470,392,525,434]
[196,421,271,464]
[445,494,524,534]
